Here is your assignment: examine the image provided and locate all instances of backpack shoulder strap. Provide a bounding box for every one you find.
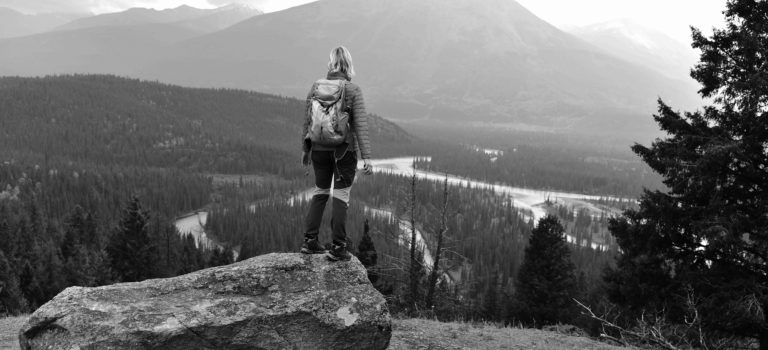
[339,80,347,113]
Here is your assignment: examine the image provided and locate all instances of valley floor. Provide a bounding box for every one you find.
[2,315,626,350]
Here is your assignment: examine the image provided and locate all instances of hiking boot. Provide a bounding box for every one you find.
[326,243,352,262]
[301,238,326,254]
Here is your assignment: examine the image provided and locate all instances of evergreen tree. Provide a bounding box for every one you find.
[356,220,379,284]
[41,242,65,302]
[237,235,255,262]
[407,168,420,308]
[482,274,500,321]
[107,196,156,282]
[605,1,768,348]
[208,247,233,267]
[402,249,428,311]
[513,215,577,327]
[90,249,114,286]
[0,251,28,315]
[179,235,205,274]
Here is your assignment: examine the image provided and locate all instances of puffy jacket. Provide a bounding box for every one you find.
[302,71,372,159]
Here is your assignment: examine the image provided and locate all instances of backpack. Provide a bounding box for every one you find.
[306,79,350,147]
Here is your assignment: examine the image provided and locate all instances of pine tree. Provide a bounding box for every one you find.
[0,250,28,315]
[90,249,114,286]
[237,235,255,262]
[403,248,428,311]
[106,196,156,282]
[482,274,500,321]
[356,220,378,284]
[179,235,205,274]
[208,247,233,267]
[513,215,576,327]
[62,206,87,260]
[605,1,768,348]
[408,166,420,308]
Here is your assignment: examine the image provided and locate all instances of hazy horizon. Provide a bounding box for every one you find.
[0,0,726,43]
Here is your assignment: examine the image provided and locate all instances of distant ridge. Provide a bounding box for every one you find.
[569,19,699,81]
[0,74,412,172]
[0,0,701,137]
[55,4,262,33]
[141,0,702,133]
[0,7,84,38]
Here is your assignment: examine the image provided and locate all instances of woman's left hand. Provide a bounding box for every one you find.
[362,159,373,175]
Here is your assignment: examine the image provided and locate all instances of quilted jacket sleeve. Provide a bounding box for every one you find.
[301,83,316,152]
[348,83,372,159]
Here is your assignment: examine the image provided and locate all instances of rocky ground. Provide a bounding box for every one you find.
[2,315,627,350]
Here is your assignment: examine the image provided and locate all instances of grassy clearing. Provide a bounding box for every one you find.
[0,316,25,350]
[389,318,628,350]
[2,315,627,349]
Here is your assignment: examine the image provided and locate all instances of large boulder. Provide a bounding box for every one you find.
[19,253,391,349]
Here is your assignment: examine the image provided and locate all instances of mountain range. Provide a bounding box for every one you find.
[0,7,85,38]
[0,0,703,137]
[56,4,262,34]
[569,19,699,83]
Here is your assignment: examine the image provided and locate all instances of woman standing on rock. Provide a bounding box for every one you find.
[301,46,373,261]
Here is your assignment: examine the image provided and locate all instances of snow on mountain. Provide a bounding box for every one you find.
[569,19,699,82]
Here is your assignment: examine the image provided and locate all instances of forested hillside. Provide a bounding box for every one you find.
[0,162,218,312]
[0,74,413,314]
[417,145,662,197]
[0,75,412,173]
[204,171,619,324]
[0,74,621,334]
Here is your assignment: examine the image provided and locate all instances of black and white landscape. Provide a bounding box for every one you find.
[1,0,766,349]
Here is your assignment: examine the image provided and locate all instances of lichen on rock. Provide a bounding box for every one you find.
[19,253,391,350]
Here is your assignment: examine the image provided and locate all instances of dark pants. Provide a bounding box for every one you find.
[304,150,357,246]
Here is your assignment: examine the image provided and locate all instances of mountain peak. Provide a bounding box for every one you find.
[0,0,701,136]
[169,0,696,125]
[569,19,698,82]
[168,4,205,13]
[216,3,263,12]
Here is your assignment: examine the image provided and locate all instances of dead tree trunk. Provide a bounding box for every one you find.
[408,164,419,307]
[426,175,448,308]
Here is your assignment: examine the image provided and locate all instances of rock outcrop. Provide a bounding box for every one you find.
[19,253,391,349]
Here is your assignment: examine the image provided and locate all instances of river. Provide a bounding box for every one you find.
[368,157,621,251]
[174,211,240,260]
[368,157,624,221]
[174,156,621,257]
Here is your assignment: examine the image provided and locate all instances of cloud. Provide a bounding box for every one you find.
[93,0,216,13]
[0,0,215,14]
[206,0,316,12]
[0,0,317,14]
[0,0,90,14]
[516,0,725,43]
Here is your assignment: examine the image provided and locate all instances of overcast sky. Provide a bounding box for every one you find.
[1,0,727,42]
[0,0,315,14]
[518,0,726,43]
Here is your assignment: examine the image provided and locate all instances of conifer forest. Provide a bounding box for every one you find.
[1,1,767,348]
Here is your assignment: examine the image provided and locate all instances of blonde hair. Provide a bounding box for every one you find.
[328,46,356,78]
